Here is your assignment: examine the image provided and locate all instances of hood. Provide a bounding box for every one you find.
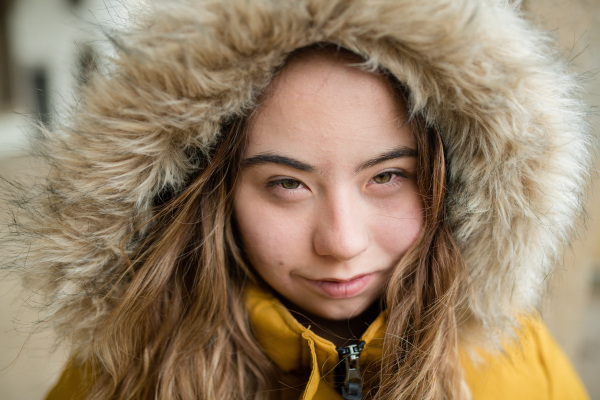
[8,0,591,349]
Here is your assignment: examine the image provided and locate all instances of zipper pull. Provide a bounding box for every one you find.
[336,341,366,400]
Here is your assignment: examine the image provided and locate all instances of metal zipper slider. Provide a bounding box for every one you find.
[336,341,366,400]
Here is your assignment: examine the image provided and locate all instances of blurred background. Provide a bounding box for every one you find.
[0,0,599,399]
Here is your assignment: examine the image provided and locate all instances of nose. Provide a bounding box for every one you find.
[312,192,369,262]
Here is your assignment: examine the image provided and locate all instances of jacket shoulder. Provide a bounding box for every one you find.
[461,316,589,400]
[45,360,92,400]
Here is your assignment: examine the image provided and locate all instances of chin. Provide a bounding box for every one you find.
[313,301,375,321]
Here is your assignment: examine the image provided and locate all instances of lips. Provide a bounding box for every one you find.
[305,273,373,298]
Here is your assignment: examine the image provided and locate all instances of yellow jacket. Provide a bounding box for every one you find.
[244,285,589,400]
[48,284,589,400]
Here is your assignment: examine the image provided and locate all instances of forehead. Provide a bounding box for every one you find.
[245,52,414,164]
[264,52,404,114]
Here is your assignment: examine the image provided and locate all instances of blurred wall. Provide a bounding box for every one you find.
[523,0,600,397]
[0,0,132,156]
[0,1,135,398]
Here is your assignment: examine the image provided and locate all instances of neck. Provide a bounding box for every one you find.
[280,299,381,347]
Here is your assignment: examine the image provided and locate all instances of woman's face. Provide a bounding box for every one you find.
[233,53,423,320]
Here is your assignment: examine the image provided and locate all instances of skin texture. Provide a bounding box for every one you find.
[233,53,423,327]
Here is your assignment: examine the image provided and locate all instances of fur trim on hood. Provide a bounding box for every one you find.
[6,0,591,353]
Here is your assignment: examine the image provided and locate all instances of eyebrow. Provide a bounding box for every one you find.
[241,146,417,173]
[355,146,417,172]
[241,153,315,172]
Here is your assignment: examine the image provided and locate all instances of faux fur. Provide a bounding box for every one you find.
[6,0,591,353]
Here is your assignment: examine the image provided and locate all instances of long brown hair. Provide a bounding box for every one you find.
[374,115,468,399]
[84,47,468,400]
[85,116,276,399]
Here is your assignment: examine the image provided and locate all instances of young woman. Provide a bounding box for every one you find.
[8,0,591,399]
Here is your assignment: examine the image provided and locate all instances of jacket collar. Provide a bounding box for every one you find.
[244,283,387,398]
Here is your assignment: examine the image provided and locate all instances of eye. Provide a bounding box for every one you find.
[266,177,305,190]
[372,171,394,184]
[279,178,301,189]
[265,177,310,201]
[367,169,408,190]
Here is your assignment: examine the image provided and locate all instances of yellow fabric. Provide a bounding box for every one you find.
[461,316,590,400]
[46,284,590,400]
[244,284,385,400]
[45,360,91,400]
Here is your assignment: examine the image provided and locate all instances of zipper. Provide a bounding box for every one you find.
[336,341,366,400]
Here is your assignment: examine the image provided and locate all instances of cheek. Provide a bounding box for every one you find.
[373,192,423,255]
[233,190,308,272]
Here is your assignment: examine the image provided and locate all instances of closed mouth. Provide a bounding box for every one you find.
[305,273,373,298]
